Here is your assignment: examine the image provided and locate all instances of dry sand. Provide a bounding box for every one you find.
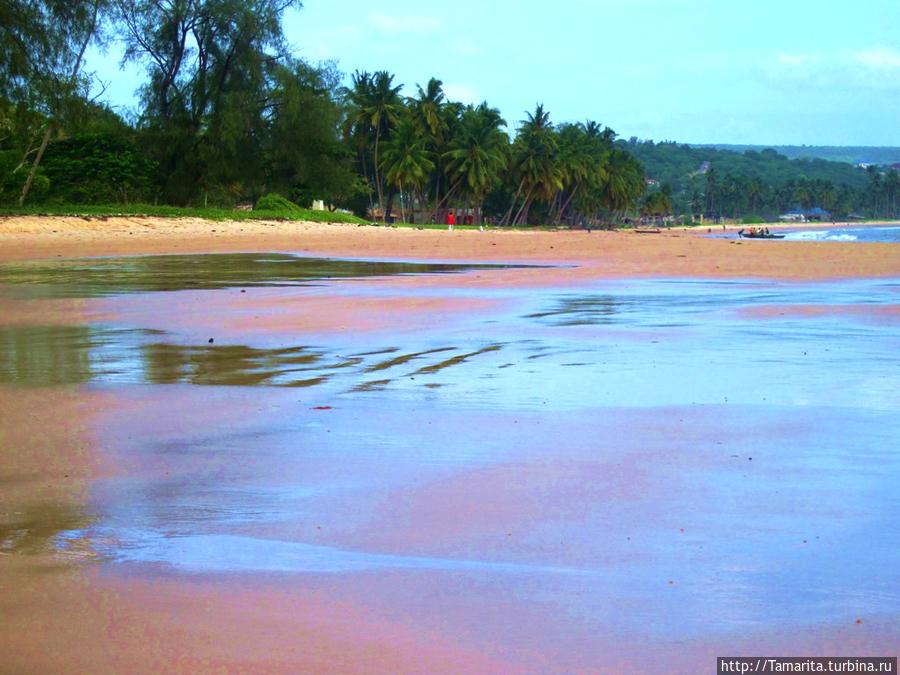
[2,215,900,281]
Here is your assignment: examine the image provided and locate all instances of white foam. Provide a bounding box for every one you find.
[783,230,857,242]
[783,230,827,241]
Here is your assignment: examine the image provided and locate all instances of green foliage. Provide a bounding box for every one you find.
[38,133,158,203]
[0,150,49,202]
[443,103,507,224]
[343,70,404,210]
[698,144,900,166]
[0,202,366,223]
[623,140,882,217]
[266,61,364,210]
[255,193,302,212]
[117,0,302,204]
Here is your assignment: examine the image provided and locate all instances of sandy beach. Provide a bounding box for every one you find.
[1,216,898,674]
[3,216,900,281]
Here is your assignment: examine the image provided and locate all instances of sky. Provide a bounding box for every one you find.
[85,0,900,146]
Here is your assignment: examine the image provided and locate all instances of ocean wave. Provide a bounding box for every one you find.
[784,231,858,242]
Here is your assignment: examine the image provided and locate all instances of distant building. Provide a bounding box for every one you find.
[804,207,831,221]
[778,207,832,222]
[778,211,805,222]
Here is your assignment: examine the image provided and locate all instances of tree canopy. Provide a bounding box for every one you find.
[2,2,895,222]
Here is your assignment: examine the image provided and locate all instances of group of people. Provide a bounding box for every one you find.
[446,210,493,230]
[737,226,772,238]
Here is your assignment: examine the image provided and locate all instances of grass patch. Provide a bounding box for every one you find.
[0,203,367,224]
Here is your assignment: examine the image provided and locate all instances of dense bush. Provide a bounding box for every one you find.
[255,192,303,212]
[38,134,159,204]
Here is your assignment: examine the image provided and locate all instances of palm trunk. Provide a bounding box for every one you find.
[501,177,526,226]
[512,189,533,226]
[428,175,464,224]
[558,184,580,226]
[359,147,374,217]
[373,129,384,217]
[548,190,563,225]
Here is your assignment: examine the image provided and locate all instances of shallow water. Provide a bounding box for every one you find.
[0,252,506,298]
[706,224,900,243]
[782,225,900,243]
[2,254,899,665]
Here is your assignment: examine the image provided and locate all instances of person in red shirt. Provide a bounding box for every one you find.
[447,210,456,230]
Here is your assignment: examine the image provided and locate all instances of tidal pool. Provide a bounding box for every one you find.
[0,252,511,298]
[1,254,898,669]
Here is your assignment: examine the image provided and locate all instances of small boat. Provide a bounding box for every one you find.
[738,229,784,239]
[633,228,662,234]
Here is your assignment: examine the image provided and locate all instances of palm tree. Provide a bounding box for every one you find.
[601,149,644,219]
[747,177,765,215]
[704,167,718,215]
[504,104,562,225]
[381,114,435,223]
[407,78,456,220]
[408,78,447,142]
[552,122,612,226]
[345,70,403,216]
[444,102,508,225]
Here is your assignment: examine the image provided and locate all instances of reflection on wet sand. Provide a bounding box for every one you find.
[0,386,117,592]
[0,325,505,389]
[0,253,509,298]
[0,326,95,386]
[2,257,900,672]
[0,499,93,557]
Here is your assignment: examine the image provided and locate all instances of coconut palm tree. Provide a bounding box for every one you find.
[444,102,508,225]
[504,104,562,226]
[552,122,612,225]
[345,70,403,216]
[601,149,644,219]
[408,78,447,142]
[381,113,435,223]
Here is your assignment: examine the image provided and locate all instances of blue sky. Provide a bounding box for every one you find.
[86,0,900,145]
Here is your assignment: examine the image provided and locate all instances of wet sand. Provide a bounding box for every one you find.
[2,217,899,673]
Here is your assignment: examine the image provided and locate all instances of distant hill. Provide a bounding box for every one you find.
[623,140,869,191]
[691,145,900,166]
[620,139,887,218]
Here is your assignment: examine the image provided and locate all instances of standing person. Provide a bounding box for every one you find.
[447,210,456,231]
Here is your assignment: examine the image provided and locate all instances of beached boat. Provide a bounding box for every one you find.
[739,230,784,239]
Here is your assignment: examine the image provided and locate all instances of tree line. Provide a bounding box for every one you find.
[630,140,900,220]
[1,1,895,224]
[1,0,646,225]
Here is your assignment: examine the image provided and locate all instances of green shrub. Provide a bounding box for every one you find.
[741,214,766,224]
[255,192,302,212]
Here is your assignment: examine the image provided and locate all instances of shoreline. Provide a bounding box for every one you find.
[1,216,899,282]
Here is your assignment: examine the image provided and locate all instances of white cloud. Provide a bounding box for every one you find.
[855,47,900,70]
[442,83,479,105]
[369,12,440,33]
[768,48,900,91]
[776,53,817,67]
